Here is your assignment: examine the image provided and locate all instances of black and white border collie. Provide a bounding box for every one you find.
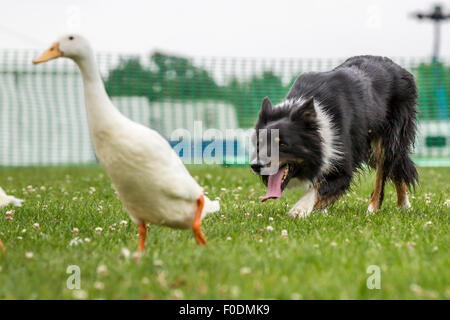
[251,55,418,218]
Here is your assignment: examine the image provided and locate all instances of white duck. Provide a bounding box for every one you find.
[33,34,219,251]
[0,186,24,208]
[0,187,24,252]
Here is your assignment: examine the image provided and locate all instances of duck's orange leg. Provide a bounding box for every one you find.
[138,222,147,252]
[193,194,207,246]
[0,238,5,253]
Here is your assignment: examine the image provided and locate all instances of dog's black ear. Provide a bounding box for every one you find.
[290,96,316,122]
[258,97,272,123]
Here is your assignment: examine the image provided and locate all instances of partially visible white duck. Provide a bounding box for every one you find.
[0,186,24,208]
[0,187,24,252]
[33,34,219,251]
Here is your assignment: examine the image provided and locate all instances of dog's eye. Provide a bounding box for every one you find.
[280,143,288,148]
[69,36,74,40]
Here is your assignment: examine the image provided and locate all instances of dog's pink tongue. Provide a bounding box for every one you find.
[261,167,286,202]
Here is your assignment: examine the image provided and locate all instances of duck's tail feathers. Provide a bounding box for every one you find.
[201,195,220,219]
[10,196,24,207]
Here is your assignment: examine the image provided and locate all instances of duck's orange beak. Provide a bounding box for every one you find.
[32,42,63,64]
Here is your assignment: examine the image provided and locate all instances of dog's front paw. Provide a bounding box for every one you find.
[288,188,317,219]
[288,203,314,219]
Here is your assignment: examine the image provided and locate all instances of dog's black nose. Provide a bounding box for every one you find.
[251,163,263,173]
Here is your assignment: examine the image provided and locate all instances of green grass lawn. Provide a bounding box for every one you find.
[0,166,449,299]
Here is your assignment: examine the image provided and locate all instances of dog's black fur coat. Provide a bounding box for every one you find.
[253,55,418,209]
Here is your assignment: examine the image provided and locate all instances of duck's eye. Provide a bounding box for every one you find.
[69,36,74,40]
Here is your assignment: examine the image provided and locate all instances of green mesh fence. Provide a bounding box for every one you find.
[0,50,449,166]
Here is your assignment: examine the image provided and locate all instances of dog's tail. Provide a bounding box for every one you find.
[390,155,419,191]
[382,70,419,190]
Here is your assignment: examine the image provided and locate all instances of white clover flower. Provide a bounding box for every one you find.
[17,236,23,240]
[444,199,450,207]
[407,241,416,248]
[291,293,302,300]
[226,237,232,241]
[72,228,79,235]
[89,187,96,194]
[94,281,104,290]
[96,264,108,276]
[153,259,163,266]
[269,217,274,221]
[245,212,250,218]
[21,229,27,233]
[120,220,128,228]
[94,227,103,234]
[84,237,91,243]
[281,229,288,237]
[121,247,130,259]
[172,289,184,299]
[69,237,83,247]
[73,290,88,300]
[330,241,337,247]
[5,210,15,216]
[257,214,263,218]
[410,284,423,295]
[240,267,251,275]
[33,223,40,230]
[425,221,432,226]
[266,226,274,232]
[25,252,34,259]
[133,251,142,262]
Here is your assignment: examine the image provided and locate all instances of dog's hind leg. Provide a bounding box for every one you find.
[390,155,417,210]
[368,139,388,213]
[368,165,387,213]
[392,179,411,210]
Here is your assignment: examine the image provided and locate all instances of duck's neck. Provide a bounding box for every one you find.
[74,53,121,135]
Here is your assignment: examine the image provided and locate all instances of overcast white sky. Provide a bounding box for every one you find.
[1,0,449,58]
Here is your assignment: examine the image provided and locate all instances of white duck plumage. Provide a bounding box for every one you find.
[0,186,24,208]
[33,34,219,250]
[0,187,24,252]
